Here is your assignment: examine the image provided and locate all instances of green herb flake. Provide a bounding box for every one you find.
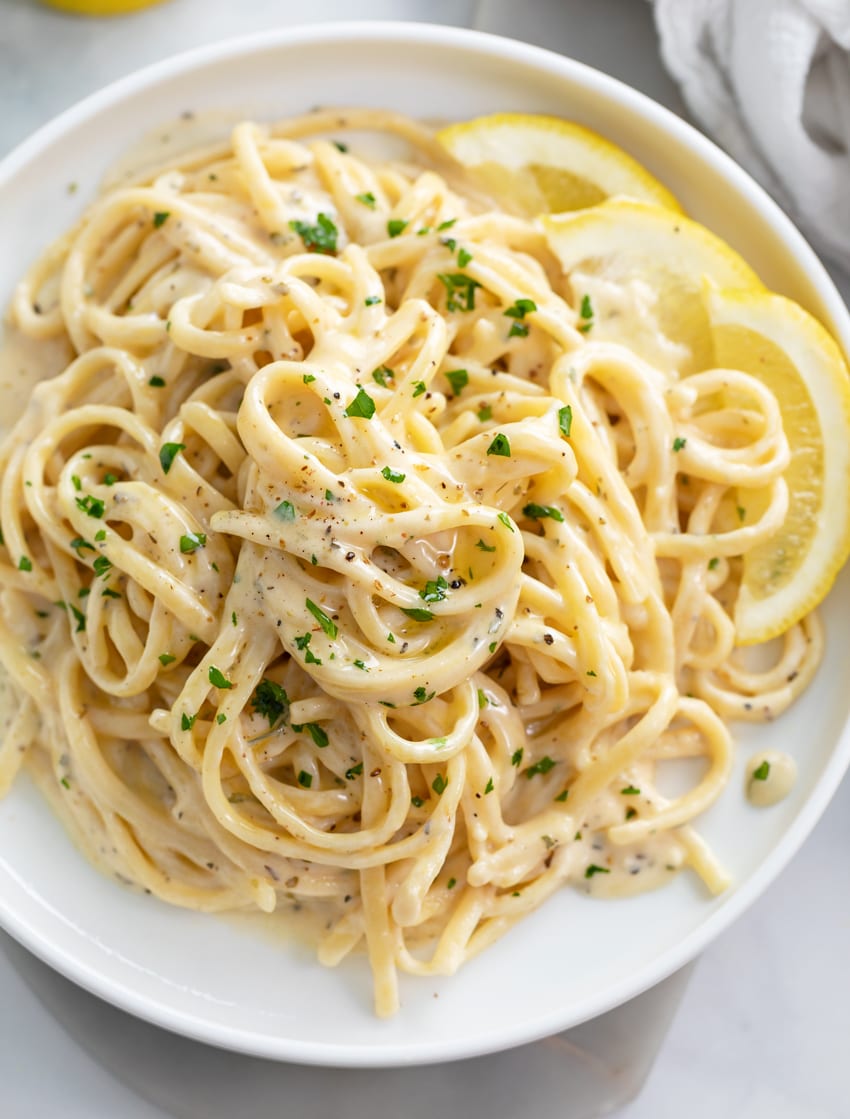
[411,794,424,806]
[737,505,747,522]
[497,512,514,532]
[75,494,105,518]
[102,587,122,599]
[92,555,112,578]
[477,688,489,709]
[159,442,186,474]
[332,140,348,153]
[585,864,610,878]
[511,748,524,768]
[274,500,296,522]
[381,466,405,483]
[69,604,86,633]
[289,212,339,255]
[578,293,594,332]
[476,537,496,552]
[431,773,447,795]
[673,436,687,452]
[343,386,376,419]
[355,192,376,208]
[401,607,434,622]
[294,722,329,748]
[438,272,481,312]
[297,770,313,788]
[18,556,32,572]
[412,686,435,705]
[216,713,227,724]
[625,807,638,820]
[525,756,556,779]
[508,322,529,338]
[558,405,573,439]
[484,777,494,795]
[149,375,166,387]
[477,404,492,422]
[306,598,338,637]
[208,665,233,690]
[523,503,564,523]
[158,653,176,666]
[412,380,426,397]
[364,295,382,306]
[181,712,197,731]
[60,776,70,790]
[708,557,720,570]
[251,679,290,728]
[444,368,469,396]
[554,789,569,802]
[372,365,394,387]
[71,474,82,492]
[753,760,771,781]
[353,659,368,671]
[437,218,457,231]
[621,785,641,795]
[153,211,170,229]
[346,763,364,780]
[457,247,473,268]
[419,574,448,603]
[387,218,408,238]
[94,530,106,542]
[302,373,316,384]
[179,532,206,554]
[486,433,511,457]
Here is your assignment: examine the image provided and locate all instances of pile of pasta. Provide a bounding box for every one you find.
[0,110,819,1015]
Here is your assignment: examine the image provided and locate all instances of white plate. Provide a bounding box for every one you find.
[1,22,849,1067]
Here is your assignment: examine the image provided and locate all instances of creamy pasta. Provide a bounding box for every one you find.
[0,109,821,1016]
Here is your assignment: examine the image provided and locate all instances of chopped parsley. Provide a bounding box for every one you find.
[411,794,424,806]
[18,556,32,572]
[274,500,296,521]
[554,789,569,802]
[673,436,687,452]
[251,679,290,728]
[159,442,185,474]
[621,785,641,795]
[475,538,496,552]
[431,773,447,795]
[71,475,82,492]
[387,218,408,238]
[457,247,473,268]
[522,503,564,522]
[401,607,434,622]
[297,770,313,788]
[438,272,481,312]
[477,403,492,422]
[181,712,197,731]
[158,653,176,666]
[558,405,573,439]
[477,688,489,708]
[412,380,426,397]
[708,557,720,570]
[525,756,555,779]
[179,532,206,553]
[412,686,435,705]
[92,555,112,577]
[208,665,233,689]
[578,293,594,332]
[504,297,537,320]
[511,748,524,767]
[306,598,338,637]
[289,213,338,254]
[355,192,376,208]
[343,387,376,419]
[149,375,166,388]
[381,466,405,483]
[753,760,771,781]
[152,211,170,228]
[497,512,514,532]
[585,864,610,878]
[303,373,316,384]
[444,368,469,396]
[294,632,322,665]
[293,722,329,748]
[364,295,382,306]
[484,777,494,795]
[75,494,105,518]
[419,575,448,603]
[346,763,364,780]
[486,433,511,457]
[372,365,394,387]
[437,218,457,231]
[69,604,86,632]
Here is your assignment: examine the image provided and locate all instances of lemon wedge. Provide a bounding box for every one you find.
[437,113,682,216]
[542,200,764,374]
[707,288,850,643]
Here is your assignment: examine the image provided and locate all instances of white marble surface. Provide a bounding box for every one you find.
[1,2,848,1117]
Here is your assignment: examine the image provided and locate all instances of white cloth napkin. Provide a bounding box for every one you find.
[654,0,850,271]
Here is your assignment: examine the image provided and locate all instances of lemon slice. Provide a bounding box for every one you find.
[437,113,682,216]
[543,200,764,374]
[707,288,850,643]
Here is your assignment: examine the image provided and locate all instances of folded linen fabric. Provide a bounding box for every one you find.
[654,0,850,271]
